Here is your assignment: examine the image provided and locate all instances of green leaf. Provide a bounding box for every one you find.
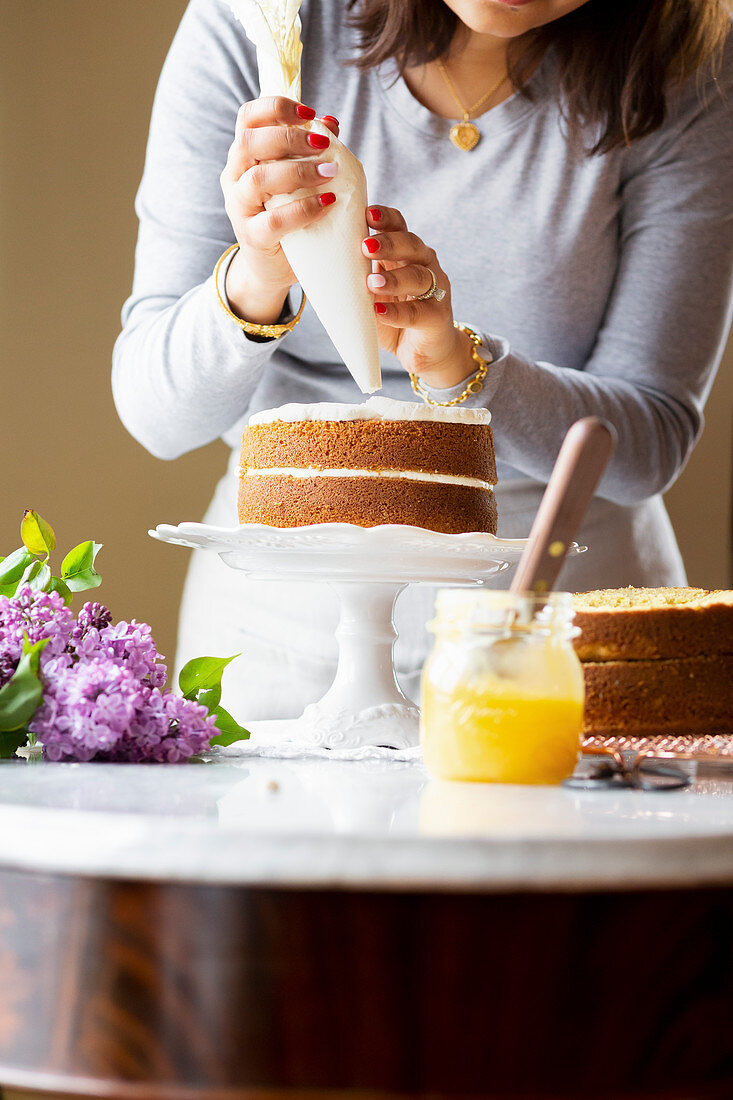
[61,541,102,592]
[16,558,55,594]
[0,547,34,585]
[28,562,52,593]
[197,685,222,711]
[22,635,48,672]
[21,510,56,557]
[178,654,239,699]
[66,568,102,594]
[0,731,27,759]
[47,575,73,606]
[19,559,44,587]
[0,638,48,732]
[208,705,250,747]
[61,540,93,576]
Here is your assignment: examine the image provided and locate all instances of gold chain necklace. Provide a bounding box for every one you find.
[435,57,508,151]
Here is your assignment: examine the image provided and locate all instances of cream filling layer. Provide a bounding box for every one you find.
[248,396,492,427]
[238,466,495,491]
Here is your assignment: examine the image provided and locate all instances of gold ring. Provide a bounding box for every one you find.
[414,269,447,302]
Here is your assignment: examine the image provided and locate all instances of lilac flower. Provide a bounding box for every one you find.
[96,618,167,688]
[29,656,215,763]
[0,587,74,686]
[0,585,217,763]
[74,602,112,635]
[0,654,16,691]
[31,658,134,762]
[68,604,166,688]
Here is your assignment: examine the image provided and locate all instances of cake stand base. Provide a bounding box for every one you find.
[241,580,416,752]
[247,582,419,751]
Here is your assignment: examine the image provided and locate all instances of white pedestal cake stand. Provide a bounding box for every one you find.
[151,522,535,753]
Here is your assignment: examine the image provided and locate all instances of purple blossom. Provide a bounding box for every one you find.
[69,604,166,688]
[30,658,215,763]
[0,587,74,686]
[96,618,167,688]
[0,653,16,691]
[74,602,112,634]
[0,585,216,763]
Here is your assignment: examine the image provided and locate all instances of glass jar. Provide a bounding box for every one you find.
[421,590,585,784]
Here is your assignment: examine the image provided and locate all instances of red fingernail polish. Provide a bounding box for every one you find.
[307,133,330,149]
[296,104,316,120]
[319,192,337,207]
[368,207,382,222]
[364,237,380,254]
[322,114,339,127]
[375,303,387,315]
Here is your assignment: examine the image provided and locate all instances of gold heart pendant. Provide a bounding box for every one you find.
[449,121,480,151]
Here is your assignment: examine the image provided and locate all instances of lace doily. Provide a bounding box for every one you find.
[212,741,423,762]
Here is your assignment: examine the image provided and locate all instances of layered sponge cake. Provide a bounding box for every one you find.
[238,397,497,534]
[572,587,733,738]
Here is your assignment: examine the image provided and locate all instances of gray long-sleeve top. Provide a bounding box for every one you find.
[113,0,733,511]
[113,1,733,708]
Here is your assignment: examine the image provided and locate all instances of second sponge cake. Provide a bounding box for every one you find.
[573,586,733,660]
[572,587,733,738]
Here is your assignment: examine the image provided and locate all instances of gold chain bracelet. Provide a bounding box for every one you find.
[214,244,306,338]
[409,322,491,407]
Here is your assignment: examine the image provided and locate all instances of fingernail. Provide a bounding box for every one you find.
[317,161,338,178]
[375,303,387,315]
[368,207,382,222]
[307,133,330,150]
[296,104,316,120]
[364,237,380,254]
[367,273,387,289]
[318,192,337,207]
[322,114,339,127]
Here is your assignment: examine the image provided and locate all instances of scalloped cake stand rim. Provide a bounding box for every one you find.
[150,520,532,551]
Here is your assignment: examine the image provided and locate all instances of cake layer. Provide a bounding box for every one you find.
[582,655,733,736]
[241,419,497,482]
[573,587,733,660]
[237,475,497,534]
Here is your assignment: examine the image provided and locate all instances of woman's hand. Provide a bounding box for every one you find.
[363,206,477,389]
[220,96,340,324]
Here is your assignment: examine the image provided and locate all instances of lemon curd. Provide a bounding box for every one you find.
[421,591,585,784]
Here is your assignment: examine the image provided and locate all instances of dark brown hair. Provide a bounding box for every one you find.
[347,0,731,154]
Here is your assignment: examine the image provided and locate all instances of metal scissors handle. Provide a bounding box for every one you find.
[564,748,692,791]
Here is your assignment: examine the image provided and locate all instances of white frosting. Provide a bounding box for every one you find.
[239,466,495,491]
[248,396,492,427]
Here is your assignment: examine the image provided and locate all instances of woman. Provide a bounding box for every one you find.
[113,0,733,718]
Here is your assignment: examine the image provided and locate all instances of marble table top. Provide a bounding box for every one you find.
[0,756,732,892]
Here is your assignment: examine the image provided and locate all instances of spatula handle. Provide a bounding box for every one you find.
[510,417,617,595]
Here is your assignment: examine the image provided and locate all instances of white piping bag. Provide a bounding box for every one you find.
[229,1,382,394]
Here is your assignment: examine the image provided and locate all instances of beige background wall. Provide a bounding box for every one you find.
[1,0,731,674]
